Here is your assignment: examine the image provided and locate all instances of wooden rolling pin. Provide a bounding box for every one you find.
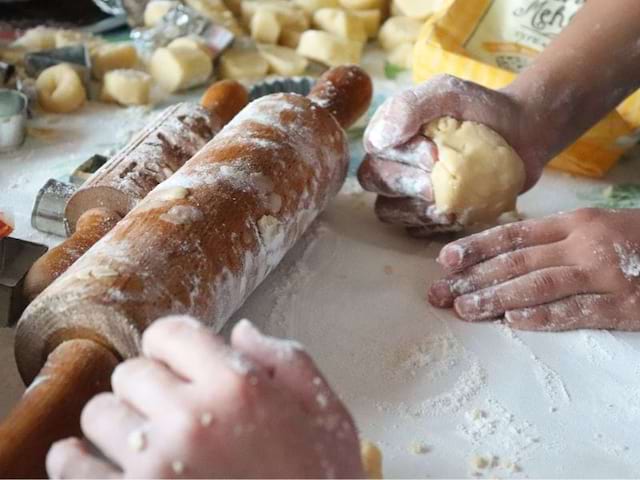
[22,80,249,303]
[0,65,372,478]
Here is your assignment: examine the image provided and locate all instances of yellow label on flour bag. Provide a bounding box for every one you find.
[413,0,640,177]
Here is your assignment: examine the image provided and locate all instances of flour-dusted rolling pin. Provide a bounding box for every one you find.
[22,80,249,303]
[0,66,372,478]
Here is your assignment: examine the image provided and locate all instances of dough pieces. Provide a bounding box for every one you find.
[150,46,213,92]
[101,69,152,106]
[360,441,383,479]
[297,30,363,66]
[219,47,269,79]
[92,43,139,80]
[378,16,423,51]
[258,44,308,76]
[36,63,87,113]
[425,117,525,226]
[144,0,179,26]
[313,8,368,43]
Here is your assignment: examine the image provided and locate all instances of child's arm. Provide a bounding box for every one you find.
[360,0,640,235]
[46,316,364,479]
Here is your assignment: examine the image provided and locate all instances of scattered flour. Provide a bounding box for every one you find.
[614,243,640,279]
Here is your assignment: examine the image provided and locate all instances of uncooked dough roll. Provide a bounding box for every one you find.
[424,117,525,226]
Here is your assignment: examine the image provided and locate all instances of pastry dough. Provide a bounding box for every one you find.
[392,0,441,20]
[293,0,339,14]
[150,46,213,92]
[351,9,381,38]
[144,0,179,26]
[168,36,215,58]
[36,63,87,113]
[101,69,152,106]
[313,8,367,43]
[297,30,362,66]
[258,44,308,76]
[92,43,139,80]
[219,47,269,79]
[387,42,413,68]
[12,27,57,51]
[425,117,525,226]
[279,29,303,48]
[250,8,282,44]
[378,16,423,51]
[360,441,383,479]
[338,0,383,9]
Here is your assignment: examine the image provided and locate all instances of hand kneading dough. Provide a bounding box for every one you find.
[36,63,86,113]
[101,70,152,105]
[424,117,525,226]
[150,46,213,92]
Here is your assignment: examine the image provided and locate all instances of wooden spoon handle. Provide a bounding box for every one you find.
[0,339,118,478]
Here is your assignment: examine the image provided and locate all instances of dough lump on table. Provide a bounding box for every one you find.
[424,117,525,226]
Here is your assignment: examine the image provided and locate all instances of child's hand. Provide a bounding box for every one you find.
[428,208,640,331]
[46,316,364,479]
[358,74,544,236]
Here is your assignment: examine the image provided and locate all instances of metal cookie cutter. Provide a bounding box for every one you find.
[249,76,316,102]
[31,179,76,238]
[31,155,108,237]
[0,89,28,152]
[0,237,47,327]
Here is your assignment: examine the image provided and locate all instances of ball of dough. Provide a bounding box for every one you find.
[425,117,525,226]
[36,63,87,113]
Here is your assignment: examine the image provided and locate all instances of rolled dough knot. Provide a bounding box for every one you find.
[423,117,525,227]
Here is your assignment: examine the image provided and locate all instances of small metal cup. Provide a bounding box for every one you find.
[0,89,28,153]
[31,179,77,238]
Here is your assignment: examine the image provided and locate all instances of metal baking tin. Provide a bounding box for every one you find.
[0,237,47,327]
[249,76,316,102]
[0,89,28,152]
[31,179,76,238]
